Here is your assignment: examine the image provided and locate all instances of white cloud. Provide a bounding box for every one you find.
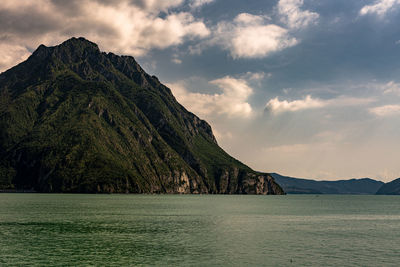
[381,81,400,95]
[0,0,210,71]
[78,1,210,55]
[171,53,183,64]
[277,0,319,29]
[0,43,31,72]
[328,96,376,106]
[359,0,400,17]
[192,0,319,59]
[210,76,253,117]
[172,58,182,64]
[242,71,270,81]
[235,13,269,25]
[369,104,400,116]
[265,95,325,114]
[265,95,375,114]
[190,0,214,9]
[262,141,340,158]
[263,143,314,153]
[213,129,233,141]
[167,75,254,119]
[211,13,298,58]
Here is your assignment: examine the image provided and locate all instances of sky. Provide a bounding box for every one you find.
[1,0,400,181]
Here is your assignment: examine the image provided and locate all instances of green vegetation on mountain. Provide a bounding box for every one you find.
[0,37,283,194]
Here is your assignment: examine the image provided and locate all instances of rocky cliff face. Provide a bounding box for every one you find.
[0,37,284,194]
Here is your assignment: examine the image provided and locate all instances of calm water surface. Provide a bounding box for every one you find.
[0,194,399,266]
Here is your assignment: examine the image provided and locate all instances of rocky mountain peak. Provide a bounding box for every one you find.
[0,38,284,195]
[30,37,100,64]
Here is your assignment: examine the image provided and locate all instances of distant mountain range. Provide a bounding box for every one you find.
[0,37,283,194]
[376,178,400,195]
[271,173,385,195]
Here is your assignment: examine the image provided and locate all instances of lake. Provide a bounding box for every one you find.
[0,194,399,266]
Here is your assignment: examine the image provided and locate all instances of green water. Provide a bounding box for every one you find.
[0,194,399,266]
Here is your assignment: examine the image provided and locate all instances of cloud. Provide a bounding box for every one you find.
[213,129,233,141]
[265,95,375,114]
[265,95,324,114]
[209,76,253,117]
[263,142,335,154]
[381,81,400,95]
[0,0,320,68]
[127,0,185,12]
[172,58,182,64]
[328,96,376,106]
[210,13,298,58]
[0,43,31,72]
[242,71,271,81]
[277,0,319,29]
[191,0,319,59]
[167,75,254,119]
[359,0,400,17]
[369,104,400,116]
[189,0,214,9]
[0,0,209,71]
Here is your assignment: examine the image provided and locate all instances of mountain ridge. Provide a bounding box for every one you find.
[376,178,400,195]
[271,173,383,194]
[0,37,284,194]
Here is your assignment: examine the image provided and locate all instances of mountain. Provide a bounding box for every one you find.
[0,37,283,194]
[271,173,383,194]
[376,178,400,195]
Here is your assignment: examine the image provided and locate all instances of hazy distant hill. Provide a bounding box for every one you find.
[271,173,383,194]
[376,178,400,195]
[0,37,283,194]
